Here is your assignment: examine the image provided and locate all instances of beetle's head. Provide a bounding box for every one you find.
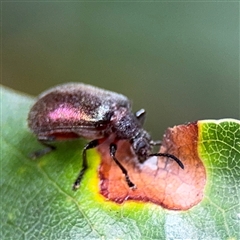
[131,130,152,163]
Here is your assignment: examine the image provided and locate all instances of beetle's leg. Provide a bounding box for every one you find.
[150,140,162,146]
[29,140,56,159]
[110,143,136,189]
[72,139,100,191]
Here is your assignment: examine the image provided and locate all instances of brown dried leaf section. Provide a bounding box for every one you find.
[98,123,206,210]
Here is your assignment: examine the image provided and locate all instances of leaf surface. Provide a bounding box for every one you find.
[1,85,239,239]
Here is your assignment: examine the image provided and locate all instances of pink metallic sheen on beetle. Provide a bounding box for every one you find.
[48,104,90,122]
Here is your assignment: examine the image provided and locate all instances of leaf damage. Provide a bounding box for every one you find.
[98,122,206,210]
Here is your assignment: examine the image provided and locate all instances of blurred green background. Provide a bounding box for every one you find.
[2,2,239,139]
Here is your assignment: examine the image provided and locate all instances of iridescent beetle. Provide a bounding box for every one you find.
[28,83,184,190]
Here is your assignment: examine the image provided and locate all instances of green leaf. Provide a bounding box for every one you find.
[1,85,239,239]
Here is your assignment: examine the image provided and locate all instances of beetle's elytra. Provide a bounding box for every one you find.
[28,82,184,190]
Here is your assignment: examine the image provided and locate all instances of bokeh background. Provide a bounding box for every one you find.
[2,2,239,139]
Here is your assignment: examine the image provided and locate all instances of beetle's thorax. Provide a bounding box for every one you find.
[111,108,152,162]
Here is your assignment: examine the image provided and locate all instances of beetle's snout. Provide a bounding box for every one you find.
[132,137,152,162]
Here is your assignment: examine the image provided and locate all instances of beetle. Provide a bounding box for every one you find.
[28,82,184,190]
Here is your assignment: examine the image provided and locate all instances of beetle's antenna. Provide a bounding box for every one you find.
[149,153,184,169]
